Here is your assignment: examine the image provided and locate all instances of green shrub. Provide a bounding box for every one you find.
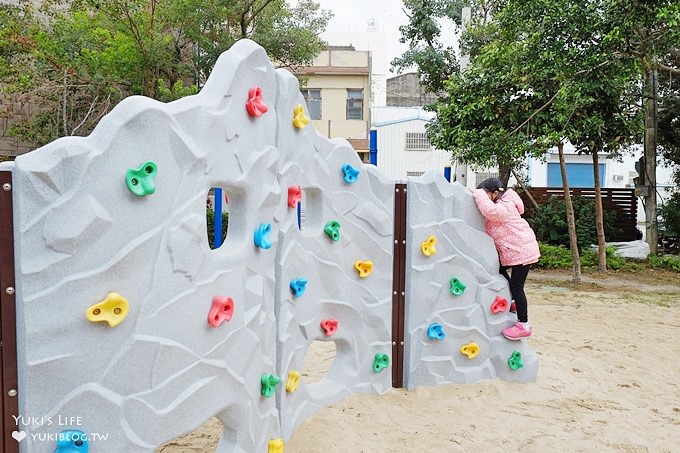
[648,254,680,272]
[527,196,619,250]
[206,209,229,249]
[537,243,638,270]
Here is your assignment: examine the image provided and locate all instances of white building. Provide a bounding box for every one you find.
[371,106,452,180]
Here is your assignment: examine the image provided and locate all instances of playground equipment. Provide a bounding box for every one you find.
[0,39,536,452]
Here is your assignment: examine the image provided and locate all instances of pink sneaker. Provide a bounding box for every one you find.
[503,322,532,340]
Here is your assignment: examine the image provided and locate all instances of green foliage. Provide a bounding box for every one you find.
[527,196,619,250]
[1,0,330,147]
[537,244,645,271]
[648,254,680,272]
[659,191,680,238]
[206,209,229,250]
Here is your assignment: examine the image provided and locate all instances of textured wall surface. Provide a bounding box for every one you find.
[4,39,536,453]
[8,40,393,452]
[404,171,539,388]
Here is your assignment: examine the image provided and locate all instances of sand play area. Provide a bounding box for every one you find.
[159,269,680,452]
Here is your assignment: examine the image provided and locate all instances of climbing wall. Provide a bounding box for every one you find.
[7,40,393,453]
[403,171,539,388]
[3,39,537,453]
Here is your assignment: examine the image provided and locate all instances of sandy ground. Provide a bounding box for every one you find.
[159,269,680,452]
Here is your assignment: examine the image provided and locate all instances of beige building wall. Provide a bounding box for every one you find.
[296,46,371,161]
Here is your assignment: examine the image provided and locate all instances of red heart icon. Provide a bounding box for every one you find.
[208,296,234,328]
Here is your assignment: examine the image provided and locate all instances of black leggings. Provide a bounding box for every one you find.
[499,264,530,323]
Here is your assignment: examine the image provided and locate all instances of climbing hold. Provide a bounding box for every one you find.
[342,163,360,184]
[207,296,234,328]
[245,86,268,118]
[254,223,272,249]
[292,104,310,128]
[54,430,88,452]
[320,318,338,336]
[268,438,284,453]
[354,260,373,278]
[373,353,390,373]
[126,161,157,196]
[289,278,308,298]
[324,220,341,241]
[507,351,524,370]
[286,371,301,393]
[261,373,281,398]
[421,236,437,256]
[86,292,129,327]
[449,277,466,296]
[427,323,446,340]
[491,296,509,314]
[460,342,480,359]
[287,185,302,208]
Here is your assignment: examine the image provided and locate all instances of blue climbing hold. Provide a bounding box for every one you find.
[254,223,272,249]
[54,430,89,452]
[289,278,308,298]
[342,163,360,184]
[427,323,446,340]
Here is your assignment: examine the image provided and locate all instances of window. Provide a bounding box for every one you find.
[301,89,321,120]
[405,132,431,151]
[547,163,605,188]
[346,89,363,120]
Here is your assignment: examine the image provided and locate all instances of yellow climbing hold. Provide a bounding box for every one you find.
[292,104,310,129]
[286,371,300,393]
[460,342,480,359]
[86,292,130,327]
[354,260,374,278]
[421,235,437,256]
[268,438,284,453]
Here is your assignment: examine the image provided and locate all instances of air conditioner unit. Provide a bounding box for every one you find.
[613,174,624,181]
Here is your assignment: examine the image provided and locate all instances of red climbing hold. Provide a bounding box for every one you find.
[208,296,234,328]
[246,87,269,118]
[490,295,508,314]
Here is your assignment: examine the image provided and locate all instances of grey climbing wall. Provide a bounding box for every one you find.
[403,171,539,388]
[2,38,536,453]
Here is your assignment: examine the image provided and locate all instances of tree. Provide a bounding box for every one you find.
[392,0,504,94]
[423,0,648,278]
[1,0,331,147]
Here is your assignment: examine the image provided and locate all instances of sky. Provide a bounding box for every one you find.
[312,0,411,72]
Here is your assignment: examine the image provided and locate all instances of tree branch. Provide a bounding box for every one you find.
[509,90,560,136]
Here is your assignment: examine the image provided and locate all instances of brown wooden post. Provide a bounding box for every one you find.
[0,170,19,453]
[391,183,407,388]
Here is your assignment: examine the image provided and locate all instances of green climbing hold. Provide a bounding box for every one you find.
[372,353,390,373]
[261,373,281,397]
[507,351,524,370]
[449,277,466,296]
[126,161,158,196]
[324,220,341,241]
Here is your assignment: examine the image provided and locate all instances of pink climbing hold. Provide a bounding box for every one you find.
[245,87,269,118]
[288,186,302,208]
[320,318,338,336]
[490,296,509,314]
[208,296,234,328]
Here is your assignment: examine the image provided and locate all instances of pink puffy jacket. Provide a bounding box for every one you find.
[472,188,540,267]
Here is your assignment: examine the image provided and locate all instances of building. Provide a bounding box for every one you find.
[295,45,372,162]
[385,73,439,107]
[371,106,451,180]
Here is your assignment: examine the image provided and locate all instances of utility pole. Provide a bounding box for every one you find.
[454,6,472,187]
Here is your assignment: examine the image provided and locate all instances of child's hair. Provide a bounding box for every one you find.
[477,177,505,195]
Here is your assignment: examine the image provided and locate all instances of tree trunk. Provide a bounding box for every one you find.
[644,64,658,254]
[558,142,581,283]
[592,149,607,271]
